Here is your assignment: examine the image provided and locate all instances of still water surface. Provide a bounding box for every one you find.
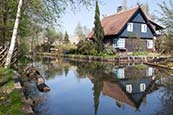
[32,58,173,115]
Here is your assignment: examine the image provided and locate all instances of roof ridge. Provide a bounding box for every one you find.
[116,5,139,14]
[103,6,139,19]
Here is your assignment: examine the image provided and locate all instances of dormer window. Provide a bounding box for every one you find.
[127,23,133,32]
[141,24,147,33]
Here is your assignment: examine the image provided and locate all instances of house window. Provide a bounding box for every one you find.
[146,67,153,76]
[115,68,125,79]
[140,83,146,92]
[127,23,133,32]
[141,24,147,33]
[147,40,153,49]
[113,38,118,48]
[126,84,132,93]
[117,38,125,49]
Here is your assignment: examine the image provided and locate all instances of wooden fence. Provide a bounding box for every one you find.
[0,46,17,67]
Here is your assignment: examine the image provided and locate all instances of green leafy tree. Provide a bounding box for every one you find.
[0,0,97,45]
[76,40,97,55]
[1,0,97,67]
[93,1,104,53]
[64,31,70,44]
[0,0,18,45]
[46,27,58,44]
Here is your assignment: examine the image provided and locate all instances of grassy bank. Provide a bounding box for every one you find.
[0,67,23,115]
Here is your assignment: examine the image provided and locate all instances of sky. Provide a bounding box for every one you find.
[60,0,166,35]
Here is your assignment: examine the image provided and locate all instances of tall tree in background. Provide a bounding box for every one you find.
[5,0,23,68]
[83,26,90,36]
[64,31,70,44]
[75,22,90,41]
[0,0,18,46]
[157,0,173,55]
[158,0,173,34]
[75,22,85,40]
[122,0,127,10]
[93,1,104,53]
[46,27,57,44]
[141,3,155,20]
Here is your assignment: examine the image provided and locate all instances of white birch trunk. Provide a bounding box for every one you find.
[4,0,23,68]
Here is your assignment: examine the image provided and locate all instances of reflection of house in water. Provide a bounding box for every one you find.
[114,66,154,79]
[102,77,154,109]
[104,65,156,109]
[90,65,156,114]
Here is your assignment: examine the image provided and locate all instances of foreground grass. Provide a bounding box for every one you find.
[0,67,23,115]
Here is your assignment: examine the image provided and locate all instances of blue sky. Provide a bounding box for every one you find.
[60,0,166,35]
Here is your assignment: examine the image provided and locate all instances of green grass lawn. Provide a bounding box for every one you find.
[0,67,23,115]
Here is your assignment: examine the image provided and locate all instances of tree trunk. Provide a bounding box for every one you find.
[4,0,23,68]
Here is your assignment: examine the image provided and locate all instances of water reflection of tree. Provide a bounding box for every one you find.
[151,87,173,115]
[64,66,69,77]
[69,60,115,115]
[69,61,115,79]
[92,77,103,115]
[150,68,173,115]
[34,57,71,80]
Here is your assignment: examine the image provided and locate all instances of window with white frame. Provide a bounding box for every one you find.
[147,40,154,49]
[140,83,146,92]
[113,38,118,48]
[141,24,147,33]
[127,23,133,32]
[146,67,153,76]
[115,68,125,79]
[117,38,125,48]
[126,84,132,93]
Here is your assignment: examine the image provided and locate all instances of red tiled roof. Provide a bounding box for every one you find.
[102,81,137,108]
[88,6,139,38]
[88,6,162,38]
[102,6,138,35]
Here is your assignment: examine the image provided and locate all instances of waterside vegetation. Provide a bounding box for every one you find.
[0,67,23,115]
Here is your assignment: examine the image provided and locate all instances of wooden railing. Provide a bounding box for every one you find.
[0,46,17,67]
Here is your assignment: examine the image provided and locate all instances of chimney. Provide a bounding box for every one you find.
[117,6,123,13]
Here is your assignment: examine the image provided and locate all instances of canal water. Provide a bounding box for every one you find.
[31,58,173,115]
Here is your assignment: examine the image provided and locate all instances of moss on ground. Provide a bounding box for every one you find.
[132,51,148,56]
[0,67,23,115]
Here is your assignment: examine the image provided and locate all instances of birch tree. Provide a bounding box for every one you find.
[5,0,23,68]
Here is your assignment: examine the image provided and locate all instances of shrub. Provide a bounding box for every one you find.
[103,46,114,55]
[35,42,52,52]
[76,40,98,55]
[55,43,77,54]
[160,34,173,55]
